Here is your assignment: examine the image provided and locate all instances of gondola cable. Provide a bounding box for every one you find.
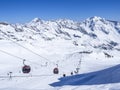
[0,49,42,66]
[0,30,56,65]
[0,30,60,74]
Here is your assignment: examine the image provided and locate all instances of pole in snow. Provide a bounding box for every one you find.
[7,72,12,80]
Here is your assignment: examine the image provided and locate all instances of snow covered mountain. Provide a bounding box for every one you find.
[0,16,120,51]
[0,16,120,90]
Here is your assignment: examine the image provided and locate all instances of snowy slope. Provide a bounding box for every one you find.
[0,16,120,90]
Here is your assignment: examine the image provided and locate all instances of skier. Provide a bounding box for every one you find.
[63,73,66,77]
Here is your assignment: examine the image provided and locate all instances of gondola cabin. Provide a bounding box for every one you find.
[53,67,59,74]
[22,65,31,73]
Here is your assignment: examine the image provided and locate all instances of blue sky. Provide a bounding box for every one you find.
[0,0,119,23]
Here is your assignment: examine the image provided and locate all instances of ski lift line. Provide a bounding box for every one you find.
[0,49,23,61]
[0,49,42,66]
[1,32,55,65]
[0,46,80,75]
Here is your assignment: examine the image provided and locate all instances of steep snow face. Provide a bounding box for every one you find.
[27,18,44,26]
[82,16,120,40]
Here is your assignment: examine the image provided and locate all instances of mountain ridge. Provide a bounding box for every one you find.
[0,16,120,51]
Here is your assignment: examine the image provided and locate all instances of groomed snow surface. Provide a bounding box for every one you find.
[0,40,120,90]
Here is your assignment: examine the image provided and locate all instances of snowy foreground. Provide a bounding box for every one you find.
[0,40,120,90]
[0,16,120,90]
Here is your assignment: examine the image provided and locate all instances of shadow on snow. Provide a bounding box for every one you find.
[50,64,120,87]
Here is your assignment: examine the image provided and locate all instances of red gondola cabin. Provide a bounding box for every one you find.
[53,67,59,74]
[22,65,31,73]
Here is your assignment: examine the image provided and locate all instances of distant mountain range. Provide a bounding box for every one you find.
[0,16,120,51]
